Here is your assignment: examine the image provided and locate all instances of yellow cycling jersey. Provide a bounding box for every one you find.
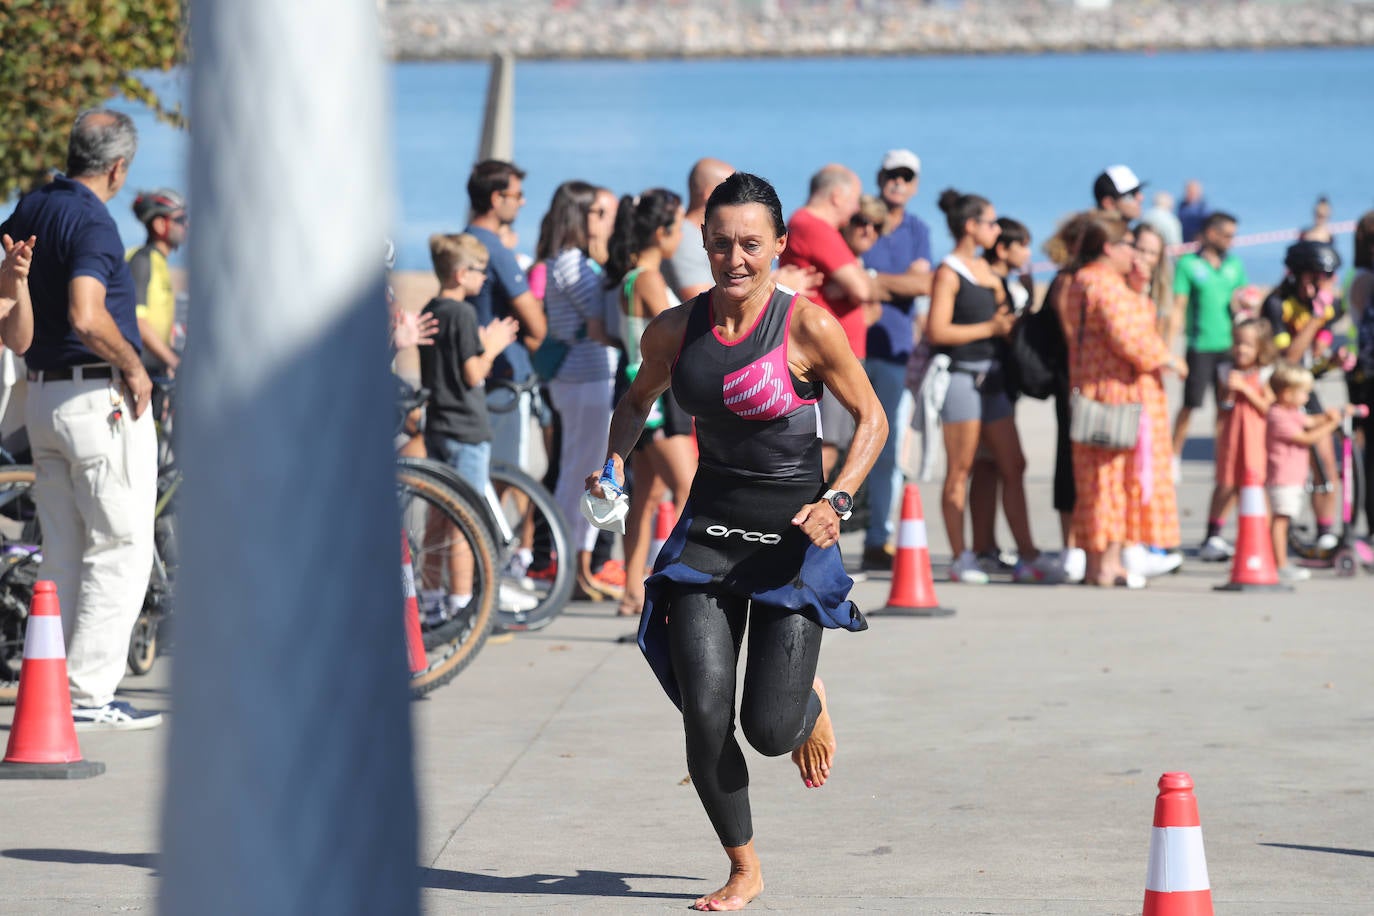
[126,244,176,351]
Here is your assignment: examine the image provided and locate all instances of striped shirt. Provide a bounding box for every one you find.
[545,247,617,383]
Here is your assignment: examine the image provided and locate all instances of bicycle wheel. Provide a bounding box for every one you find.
[0,465,39,705]
[489,462,574,632]
[396,464,497,696]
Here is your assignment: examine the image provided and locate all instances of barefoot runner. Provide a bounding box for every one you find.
[586,172,884,912]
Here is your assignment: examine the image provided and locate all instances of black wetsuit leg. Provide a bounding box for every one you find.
[668,587,824,848]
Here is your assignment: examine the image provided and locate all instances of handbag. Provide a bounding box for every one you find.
[530,335,570,380]
[1068,288,1141,450]
[1069,391,1141,449]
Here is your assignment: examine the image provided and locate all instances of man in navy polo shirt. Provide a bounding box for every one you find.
[464,159,545,470]
[0,109,159,730]
[860,149,934,570]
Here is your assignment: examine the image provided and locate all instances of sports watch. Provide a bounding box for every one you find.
[822,489,853,521]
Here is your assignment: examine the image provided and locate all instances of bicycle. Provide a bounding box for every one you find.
[413,374,576,632]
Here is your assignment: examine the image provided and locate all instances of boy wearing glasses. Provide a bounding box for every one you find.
[127,187,187,377]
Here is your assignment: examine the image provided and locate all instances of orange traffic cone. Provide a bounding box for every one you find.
[0,581,104,779]
[1215,472,1289,592]
[647,499,675,571]
[400,534,427,676]
[1143,772,1213,916]
[876,484,954,618]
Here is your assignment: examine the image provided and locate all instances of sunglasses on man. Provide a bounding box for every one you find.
[881,168,917,184]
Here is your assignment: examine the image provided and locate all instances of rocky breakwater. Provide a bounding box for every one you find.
[384,0,1374,60]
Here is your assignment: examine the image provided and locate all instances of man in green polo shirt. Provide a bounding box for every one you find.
[1169,210,1248,561]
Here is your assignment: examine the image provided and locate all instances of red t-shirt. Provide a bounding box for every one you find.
[780,208,865,358]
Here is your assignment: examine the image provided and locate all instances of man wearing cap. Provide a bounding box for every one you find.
[128,187,186,377]
[1094,165,1145,221]
[859,149,933,570]
[0,109,160,730]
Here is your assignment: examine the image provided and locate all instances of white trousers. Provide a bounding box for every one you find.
[549,377,613,553]
[27,375,157,708]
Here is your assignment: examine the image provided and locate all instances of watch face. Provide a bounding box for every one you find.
[830,491,853,514]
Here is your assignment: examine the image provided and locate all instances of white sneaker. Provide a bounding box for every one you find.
[1198,535,1234,562]
[1315,532,1339,552]
[1143,550,1184,577]
[1278,565,1311,583]
[1059,547,1086,584]
[498,583,539,612]
[949,551,990,585]
[72,701,162,731]
[1125,546,1184,578]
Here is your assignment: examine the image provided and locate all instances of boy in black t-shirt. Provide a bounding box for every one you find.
[417,233,517,617]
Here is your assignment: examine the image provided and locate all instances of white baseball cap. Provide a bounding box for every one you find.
[881,149,921,175]
[1094,164,1145,201]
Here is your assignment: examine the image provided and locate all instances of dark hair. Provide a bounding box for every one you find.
[937,188,992,240]
[994,217,1029,247]
[467,160,526,216]
[1067,212,1130,273]
[983,217,1029,265]
[1201,211,1237,235]
[605,188,682,287]
[704,172,786,238]
[1353,210,1374,271]
[67,109,137,177]
[535,180,597,262]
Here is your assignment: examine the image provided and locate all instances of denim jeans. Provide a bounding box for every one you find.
[426,435,491,494]
[865,357,913,550]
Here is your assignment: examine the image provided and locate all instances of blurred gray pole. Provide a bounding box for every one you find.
[162,0,418,913]
[477,51,515,162]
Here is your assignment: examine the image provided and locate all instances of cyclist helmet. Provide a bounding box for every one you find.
[1284,239,1341,276]
[132,188,186,225]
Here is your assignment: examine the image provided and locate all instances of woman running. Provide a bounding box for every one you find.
[587,172,883,912]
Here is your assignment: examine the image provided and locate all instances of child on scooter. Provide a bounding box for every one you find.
[1267,362,1359,582]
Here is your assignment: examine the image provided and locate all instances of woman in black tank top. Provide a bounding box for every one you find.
[925,189,1059,586]
[584,172,884,912]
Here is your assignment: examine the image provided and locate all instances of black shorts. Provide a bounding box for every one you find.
[1184,349,1230,409]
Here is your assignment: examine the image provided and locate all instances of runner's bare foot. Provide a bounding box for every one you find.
[791,677,835,788]
[693,844,763,911]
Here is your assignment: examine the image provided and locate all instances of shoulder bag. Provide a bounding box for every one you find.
[1068,285,1141,450]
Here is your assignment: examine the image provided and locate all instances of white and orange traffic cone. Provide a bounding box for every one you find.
[1143,772,1213,916]
[1215,472,1289,592]
[647,499,675,572]
[400,534,427,676]
[0,581,104,779]
[875,484,954,618]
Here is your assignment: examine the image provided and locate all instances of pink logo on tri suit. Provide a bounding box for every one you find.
[722,345,794,421]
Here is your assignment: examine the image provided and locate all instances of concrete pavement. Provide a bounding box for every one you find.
[2,392,1372,913]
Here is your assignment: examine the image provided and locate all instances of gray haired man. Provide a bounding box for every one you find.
[0,109,160,729]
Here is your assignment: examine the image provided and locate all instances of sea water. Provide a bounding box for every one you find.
[105,48,1373,283]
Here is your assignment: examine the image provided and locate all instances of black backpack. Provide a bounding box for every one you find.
[1005,302,1065,400]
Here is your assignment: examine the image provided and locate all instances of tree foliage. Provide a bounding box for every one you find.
[0,0,185,199]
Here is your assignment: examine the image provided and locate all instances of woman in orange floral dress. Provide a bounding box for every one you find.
[1061,215,1188,586]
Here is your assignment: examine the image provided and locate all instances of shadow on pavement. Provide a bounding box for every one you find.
[1259,842,1374,858]
[3,848,158,873]
[420,866,701,900]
